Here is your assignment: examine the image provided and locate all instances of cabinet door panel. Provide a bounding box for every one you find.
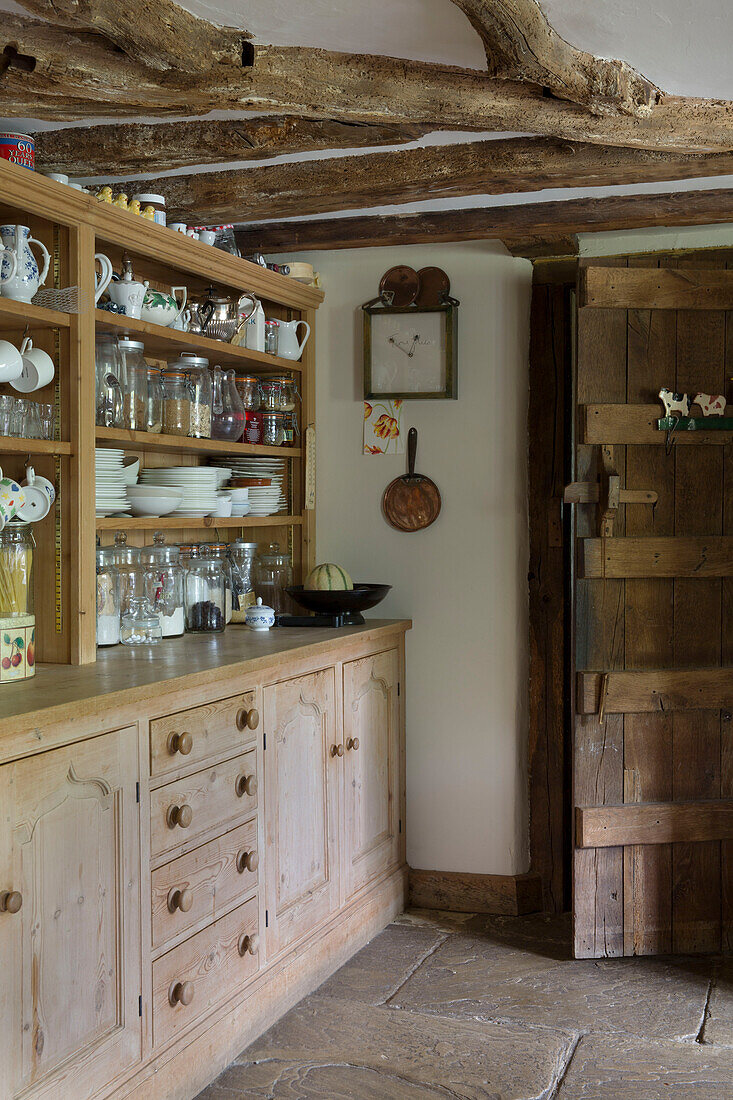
[264,668,339,958]
[343,650,401,899]
[0,728,141,1100]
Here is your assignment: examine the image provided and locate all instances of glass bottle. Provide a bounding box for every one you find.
[140,534,185,637]
[95,334,123,428]
[211,367,245,441]
[255,542,292,614]
[120,596,162,645]
[281,411,296,448]
[264,319,279,355]
[206,542,233,624]
[180,355,212,438]
[96,546,120,646]
[0,523,36,680]
[146,367,163,433]
[162,369,192,436]
[185,556,226,633]
[261,410,285,447]
[229,540,257,622]
[117,338,149,431]
[110,531,142,616]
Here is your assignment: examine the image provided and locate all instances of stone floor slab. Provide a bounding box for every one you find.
[315,923,445,1005]
[392,933,713,1040]
[557,1032,733,1099]
[701,960,733,1046]
[229,994,574,1100]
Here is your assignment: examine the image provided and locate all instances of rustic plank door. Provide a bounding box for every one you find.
[572,253,733,958]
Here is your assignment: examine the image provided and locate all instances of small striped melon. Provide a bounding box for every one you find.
[305,563,354,591]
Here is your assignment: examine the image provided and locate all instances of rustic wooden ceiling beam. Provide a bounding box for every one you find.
[449,0,658,116]
[233,187,733,253]
[34,116,430,176]
[137,137,733,224]
[2,20,733,154]
[16,0,250,72]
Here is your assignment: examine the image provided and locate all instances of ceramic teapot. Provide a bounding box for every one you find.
[107,254,146,319]
[140,283,187,328]
[0,225,50,303]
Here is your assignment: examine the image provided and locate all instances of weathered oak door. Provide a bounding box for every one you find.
[263,668,339,958]
[0,726,141,1099]
[342,649,401,900]
[572,255,733,958]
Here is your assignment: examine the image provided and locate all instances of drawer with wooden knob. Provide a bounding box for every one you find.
[150,748,258,861]
[152,895,260,1048]
[150,690,260,779]
[151,818,259,951]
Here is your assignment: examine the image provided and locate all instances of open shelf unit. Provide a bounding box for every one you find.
[0,157,323,665]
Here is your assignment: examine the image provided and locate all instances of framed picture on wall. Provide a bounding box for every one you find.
[363,302,458,400]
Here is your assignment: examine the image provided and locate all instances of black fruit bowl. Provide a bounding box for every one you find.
[282,584,391,627]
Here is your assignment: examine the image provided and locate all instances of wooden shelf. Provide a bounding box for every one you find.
[95,514,303,530]
[95,427,300,458]
[0,437,72,456]
[0,298,71,331]
[95,311,305,374]
[584,404,733,445]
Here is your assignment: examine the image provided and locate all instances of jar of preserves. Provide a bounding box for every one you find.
[281,411,297,448]
[117,338,149,431]
[206,542,233,624]
[146,366,163,433]
[255,542,292,615]
[229,540,257,622]
[96,546,120,646]
[244,410,262,444]
[0,523,36,680]
[162,369,192,436]
[185,556,226,633]
[261,410,285,447]
[235,374,260,411]
[140,534,185,637]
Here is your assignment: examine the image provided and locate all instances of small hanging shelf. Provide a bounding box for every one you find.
[657,416,733,431]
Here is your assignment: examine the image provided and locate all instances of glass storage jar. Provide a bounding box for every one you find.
[281,411,297,448]
[140,534,185,637]
[185,556,226,633]
[206,542,233,624]
[211,367,245,442]
[120,596,162,645]
[95,334,123,428]
[146,367,163,433]
[271,374,298,412]
[0,523,36,681]
[259,379,282,412]
[180,355,212,438]
[235,374,260,412]
[96,546,120,646]
[261,410,285,447]
[110,531,143,615]
[117,338,149,431]
[162,369,192,436]
[229,540,257,622]
[255,542,292,615]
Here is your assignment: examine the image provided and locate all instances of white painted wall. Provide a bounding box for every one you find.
[277,241,532,875]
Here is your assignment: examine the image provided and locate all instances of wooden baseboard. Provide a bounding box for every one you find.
[408,868,542,915]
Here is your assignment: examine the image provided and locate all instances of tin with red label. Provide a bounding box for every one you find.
[0,133,35,170]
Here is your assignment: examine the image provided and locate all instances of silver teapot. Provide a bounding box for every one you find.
[189,286,256,342]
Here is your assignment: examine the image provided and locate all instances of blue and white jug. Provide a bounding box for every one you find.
[0,225,50,303]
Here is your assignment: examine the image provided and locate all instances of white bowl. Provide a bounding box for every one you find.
[129,496,182,517]
[127,485,183,501]
[231,502,251,516]
[121,458,140,485]
[212,498,233,517]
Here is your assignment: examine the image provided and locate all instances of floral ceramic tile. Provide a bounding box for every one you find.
[363,399,404,455]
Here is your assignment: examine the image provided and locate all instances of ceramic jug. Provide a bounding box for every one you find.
[0,225,50,303]
[140,283,187,328]
[107,254,145,319]
[94,253,114,305]
[276,318,311,361]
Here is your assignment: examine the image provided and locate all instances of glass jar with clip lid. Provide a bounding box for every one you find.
[140,532,185,637]
[0,522,36,680]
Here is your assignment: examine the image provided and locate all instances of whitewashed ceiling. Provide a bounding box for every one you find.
[1,0,732,223]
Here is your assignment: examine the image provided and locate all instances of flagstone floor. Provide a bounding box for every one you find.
[195,907,733,1099]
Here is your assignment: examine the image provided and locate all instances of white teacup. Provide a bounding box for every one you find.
[169,222,187,233]
[0,339,23,383]
[199,230,217,246]
[11,337,55,393]
[17,465,54,522]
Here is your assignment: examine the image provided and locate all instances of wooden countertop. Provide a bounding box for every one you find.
[0,620,410,734]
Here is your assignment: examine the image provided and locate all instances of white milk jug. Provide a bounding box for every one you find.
[277,318,311,361]
[0,224,50,303]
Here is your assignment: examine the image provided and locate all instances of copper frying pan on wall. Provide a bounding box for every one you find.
[382,428,441,532]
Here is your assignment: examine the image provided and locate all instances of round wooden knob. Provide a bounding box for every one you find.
[330,744,344,758]
[238,932,260,957]
[235,773,257,798]
[0,891,22,914]
[347,737,360,751]
[236,707,259,731]
[167,731,193,756]
[168,980,194,1007]
[167,886,194,914]
[236,849,259,874]
[166,803,193,830]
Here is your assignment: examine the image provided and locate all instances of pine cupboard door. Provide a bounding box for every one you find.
[263,668,339,959]
[0,727,142,1100]
[342,650,401,900]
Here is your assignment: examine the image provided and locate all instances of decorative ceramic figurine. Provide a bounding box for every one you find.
[96,186,113,203]
[107,253,146,319]
[129,199,141,215]
[139,282,187,327]
[141,205,156,221]
[694,393,727,416]
[113,192,129,209]
[244,597,275,631]
[658,388,690,419]
[0,224,50,303]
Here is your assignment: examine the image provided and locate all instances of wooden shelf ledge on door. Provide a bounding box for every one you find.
[583,404,733,445]
[0,438,72,456]
[580,536,733,578]
[94,310,305,374]
[95,514,303,531]
[95,426,301,459]
[576,800,733,849]
[0,298,72,332]
[578,668,733,714]
[579,265,733,310]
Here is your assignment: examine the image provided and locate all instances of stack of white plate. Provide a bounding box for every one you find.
[138,467,219,517]
[95,448,131,516]
[247,485,282,516]
[211,458,289,514]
